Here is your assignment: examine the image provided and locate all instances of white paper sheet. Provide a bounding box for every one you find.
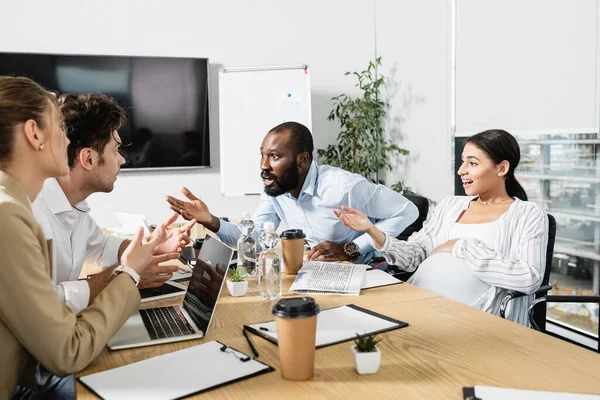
[361,269,403,289]
[79,341,271,400]
[469,386,600,400]
[247,305,401,347]
[111,213,150,235]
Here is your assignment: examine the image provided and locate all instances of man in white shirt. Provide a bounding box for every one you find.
[33,93,194,314]
[167,122,418,264]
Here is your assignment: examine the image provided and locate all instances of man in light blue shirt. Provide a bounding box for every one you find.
[167,122,418,263]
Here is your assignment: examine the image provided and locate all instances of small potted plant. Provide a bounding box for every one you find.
[226,267,248,297]
[352,333,382,374]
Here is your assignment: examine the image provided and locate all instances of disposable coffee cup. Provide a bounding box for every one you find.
[193,238,204,259]
[281,229,306,275]
[273,297,320,381]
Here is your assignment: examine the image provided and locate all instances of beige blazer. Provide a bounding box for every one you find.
[0,171,141,398]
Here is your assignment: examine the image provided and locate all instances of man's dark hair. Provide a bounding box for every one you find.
[58,93,127,168]
[269,121,314,161]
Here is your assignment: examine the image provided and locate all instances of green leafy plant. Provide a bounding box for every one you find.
[228,267,246,283]
[353,333,381,353]
[318,57,410,191]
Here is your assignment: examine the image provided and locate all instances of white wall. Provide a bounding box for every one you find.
[0,0,452,227]
[376,0,452,200]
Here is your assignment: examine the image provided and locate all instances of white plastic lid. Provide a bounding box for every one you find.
[264,222,275,231]
[241,212,251,219]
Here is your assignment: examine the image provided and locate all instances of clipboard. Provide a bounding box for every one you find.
[245,304,408,349]
[78,341,274,400]
[463,386,600,400]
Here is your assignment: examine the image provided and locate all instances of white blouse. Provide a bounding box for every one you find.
[408,219,502,309]
[378,196,549,326]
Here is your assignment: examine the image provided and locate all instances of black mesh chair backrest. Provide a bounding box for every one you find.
[397,195,429,241]
[532,213,556,330]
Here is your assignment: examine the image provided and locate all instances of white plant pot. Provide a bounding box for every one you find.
[352,345,381,375]
[226,280,248,297]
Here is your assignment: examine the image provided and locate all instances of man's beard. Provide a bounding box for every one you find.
[262,162,300,197]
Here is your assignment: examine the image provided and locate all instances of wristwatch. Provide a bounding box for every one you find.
[343,242,361,260]
[112,265,141,286]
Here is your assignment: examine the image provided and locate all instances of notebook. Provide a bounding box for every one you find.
[289,261,368,296]
[79,341,274,400]
[245,304,408,349]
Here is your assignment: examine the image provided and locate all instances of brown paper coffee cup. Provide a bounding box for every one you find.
[273,297,320,381]
[275,314,317,380]
[282,238,304,275]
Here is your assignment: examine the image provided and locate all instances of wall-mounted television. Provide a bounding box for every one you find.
[0,52,210,169]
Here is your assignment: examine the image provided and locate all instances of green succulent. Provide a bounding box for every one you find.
[228,267,246,283]
[353,333,381,353]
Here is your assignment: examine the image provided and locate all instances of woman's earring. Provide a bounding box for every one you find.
[39,143,45,151]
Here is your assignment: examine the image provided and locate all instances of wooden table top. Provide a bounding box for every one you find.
[76,274,600,399]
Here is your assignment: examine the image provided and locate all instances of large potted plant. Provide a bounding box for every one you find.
[318,57,413,194]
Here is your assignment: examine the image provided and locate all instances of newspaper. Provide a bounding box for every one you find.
[290,261,368,296]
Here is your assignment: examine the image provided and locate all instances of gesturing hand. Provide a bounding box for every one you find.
[307,241,349,261]
[153,213,196,254]
[138,253,180,288]
[166,187,212,225]
[431,239,458,255]
[333,206,374,232]
[121,225,179,276]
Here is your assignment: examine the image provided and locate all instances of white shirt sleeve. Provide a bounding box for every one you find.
[55,280,91,314]
[83,214,126,267]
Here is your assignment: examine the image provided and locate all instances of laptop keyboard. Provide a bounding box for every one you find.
[139,307,193,340]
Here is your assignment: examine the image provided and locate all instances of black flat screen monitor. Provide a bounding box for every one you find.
[0,52,210,169]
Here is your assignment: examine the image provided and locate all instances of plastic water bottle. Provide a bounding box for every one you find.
[258,222,282,301]
[237,212,257,276]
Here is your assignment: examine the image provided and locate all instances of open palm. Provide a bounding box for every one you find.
[153,213,196,254]
[333,206,373,232]
[166,187,211,225]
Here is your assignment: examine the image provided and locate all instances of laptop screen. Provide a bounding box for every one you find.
[183,235,234,334]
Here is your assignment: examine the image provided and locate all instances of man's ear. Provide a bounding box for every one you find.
[78,148,96,171]
[22,119,46,151]
[297,152,310,169]
[497,160,510,177]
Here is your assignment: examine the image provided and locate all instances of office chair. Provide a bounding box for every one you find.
[397,195,430,241]
[499,214,556,327]
[527,294,600,353]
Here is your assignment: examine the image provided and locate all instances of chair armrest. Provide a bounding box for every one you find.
[528,295,600,332]
[499,284,553,319]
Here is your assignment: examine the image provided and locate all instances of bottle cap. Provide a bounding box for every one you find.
[272,297,320,319]
[264,222,275,231]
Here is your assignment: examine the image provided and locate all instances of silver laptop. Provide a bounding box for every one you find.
[108,235,234,350]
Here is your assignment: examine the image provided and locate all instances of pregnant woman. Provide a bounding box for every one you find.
[334,129,549,325]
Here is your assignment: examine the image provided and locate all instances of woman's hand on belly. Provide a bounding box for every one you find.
[432,239,458,255]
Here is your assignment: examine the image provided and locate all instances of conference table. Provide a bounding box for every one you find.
[75,269,600,399]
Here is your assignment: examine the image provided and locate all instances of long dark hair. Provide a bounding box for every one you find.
[466,129,528,201]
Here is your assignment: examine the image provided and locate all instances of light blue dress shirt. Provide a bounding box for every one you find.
[216,161,419,263]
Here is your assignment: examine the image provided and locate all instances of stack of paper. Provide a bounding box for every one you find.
[290,261,368,296]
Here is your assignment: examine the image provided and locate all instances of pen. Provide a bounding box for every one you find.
[242,328,259,358]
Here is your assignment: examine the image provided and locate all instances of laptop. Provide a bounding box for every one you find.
[108,235,234,350]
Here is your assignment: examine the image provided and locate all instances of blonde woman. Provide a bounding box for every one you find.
[335,129,548,325]
[0,76,178,398]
